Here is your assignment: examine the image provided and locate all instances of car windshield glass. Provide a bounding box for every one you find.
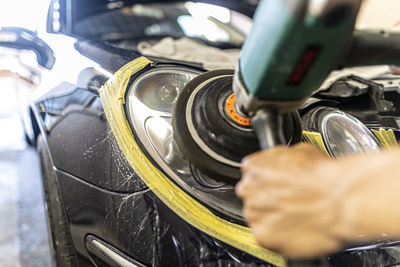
[74,2,251,47]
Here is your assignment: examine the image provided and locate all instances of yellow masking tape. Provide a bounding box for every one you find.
[302,131,329,155]
[371,128,398,149]
[99,57,286,266]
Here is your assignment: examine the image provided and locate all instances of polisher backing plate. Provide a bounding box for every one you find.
[173,69,302,183]
[173,69,260,182]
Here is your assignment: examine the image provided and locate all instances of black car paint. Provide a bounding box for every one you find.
[33,54,272,265]
[39,84,146,193]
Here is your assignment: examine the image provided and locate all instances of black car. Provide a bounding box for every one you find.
[27,0,400,266]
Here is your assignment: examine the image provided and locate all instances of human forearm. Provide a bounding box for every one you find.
[236,143,400,259]
[334,149,400,242]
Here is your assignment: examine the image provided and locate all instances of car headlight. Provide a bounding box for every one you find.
[125,66,244,223]
[304,107,381,157]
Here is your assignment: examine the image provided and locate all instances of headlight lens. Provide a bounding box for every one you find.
[133,70,194,113]
[125,66,244,223]
[307,108,381,157]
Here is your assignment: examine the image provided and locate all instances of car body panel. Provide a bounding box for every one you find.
[35,80,147,193]
[57,169,274,266]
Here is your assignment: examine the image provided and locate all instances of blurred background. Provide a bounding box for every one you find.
[0,0,48,148]
[0,1,52,266]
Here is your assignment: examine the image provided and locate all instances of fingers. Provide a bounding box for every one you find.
[236,142,343,259]
[241,143,329,175]
[236,169,286,199]
[248,211,342,259]
[276,232,342,259]
[241,145,287,171]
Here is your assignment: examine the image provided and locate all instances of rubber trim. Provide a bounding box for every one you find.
[99,57,286,267]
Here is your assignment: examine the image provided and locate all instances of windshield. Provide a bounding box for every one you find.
[74,2,252,48]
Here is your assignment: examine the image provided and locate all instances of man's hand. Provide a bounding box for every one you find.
[236,143,400,259]
[236,143,346,259]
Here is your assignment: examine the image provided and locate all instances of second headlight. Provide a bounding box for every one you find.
[303,107,381,157]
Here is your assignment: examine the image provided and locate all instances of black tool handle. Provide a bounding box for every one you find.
[251,111,287,150]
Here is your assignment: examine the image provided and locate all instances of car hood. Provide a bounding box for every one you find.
[47,0,258,36]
